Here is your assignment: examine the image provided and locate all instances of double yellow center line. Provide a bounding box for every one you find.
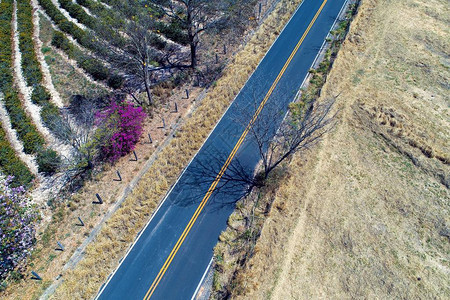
[143,0,327,298]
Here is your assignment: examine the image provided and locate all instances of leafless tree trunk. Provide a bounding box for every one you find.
[253,97,336,180]
[95,2,190,107]
[143,64,153,105]
[153,0,219,68]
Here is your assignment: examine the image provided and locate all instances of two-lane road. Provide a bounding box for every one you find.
[97,0,348,299]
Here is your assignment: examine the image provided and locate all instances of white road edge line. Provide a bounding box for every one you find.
[95,1,308,299]
[190,257,213,300]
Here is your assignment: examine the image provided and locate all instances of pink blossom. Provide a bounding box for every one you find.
[96,101,146,162]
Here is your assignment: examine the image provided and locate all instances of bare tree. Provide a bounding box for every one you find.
[96,18,159,106]
[187,91,336,199]
[45,97,103,188]
[95,2,190,106]
[151,0,223,68]
[256,97,335,180]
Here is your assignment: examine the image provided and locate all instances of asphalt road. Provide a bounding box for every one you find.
[96,0,347,299]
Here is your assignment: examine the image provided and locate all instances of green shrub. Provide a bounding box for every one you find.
[77,0,122,28]
[79,57,109,81]
[31,85,51,105]
[36,148,60,174]
[41,102,62,131]
[38,0,64,24]
[157,21,189,45]
[21,130,45,155]
[59,0,96,29]
[51,30,65,48]
[17,1,42,86]
[3,78,45,154]
[0,1,14,88]
[149,34,167,50]
[0,129,34,187]
[77,0,91,7]
[107,74,124,89]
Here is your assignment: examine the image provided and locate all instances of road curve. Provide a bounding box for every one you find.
[97,0,348,299]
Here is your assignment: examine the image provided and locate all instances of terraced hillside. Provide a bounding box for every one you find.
[0,0,239,187]
[1,0,127,188]
[1,0,54,186]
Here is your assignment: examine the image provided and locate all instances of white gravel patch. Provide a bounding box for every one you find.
[50,0,87,30]
[12,0,71,157]
[0,95,39,174]
[31,0,64,108]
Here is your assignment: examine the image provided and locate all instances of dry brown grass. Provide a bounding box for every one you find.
[220,0,449,299]
[46,0,305,299]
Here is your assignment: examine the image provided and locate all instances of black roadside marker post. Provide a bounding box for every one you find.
[148,133,153,144]
[114,170,122,181]
[158,118,166,129]
[216,53,218,64]
[173,102,178,113]
[131,151,138,161]
[185,89,189,99]
[77,216,84,226]
[56,241,64,251]
[31,271,42,280]
[223,44,227,54]
[259,3,262,19]
[93,193,103,204]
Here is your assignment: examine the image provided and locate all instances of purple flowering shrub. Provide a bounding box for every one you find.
[96,101,146,162]
[0,174,39,281]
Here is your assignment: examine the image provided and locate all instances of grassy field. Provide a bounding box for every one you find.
[219,0,449,298]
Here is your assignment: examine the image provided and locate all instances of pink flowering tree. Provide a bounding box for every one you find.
[0,174,39,282]
[96,101,146,162]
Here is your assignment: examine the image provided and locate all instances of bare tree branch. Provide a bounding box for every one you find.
[187,81,337,201]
